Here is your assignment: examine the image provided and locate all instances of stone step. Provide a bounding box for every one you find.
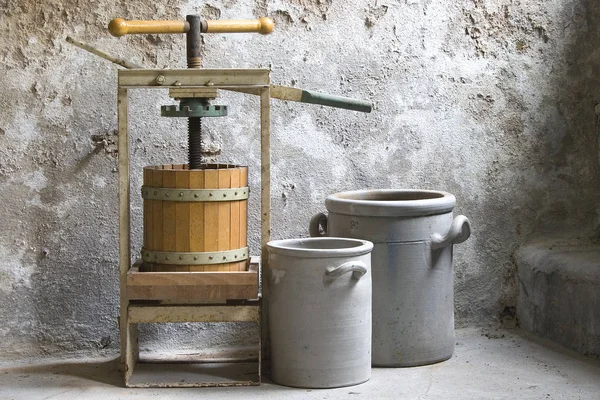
[515,241,600,358]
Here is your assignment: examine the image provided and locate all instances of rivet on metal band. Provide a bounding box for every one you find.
[141,186,249,202]
[141,247,249,265]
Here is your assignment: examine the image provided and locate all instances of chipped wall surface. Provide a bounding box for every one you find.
[1,0,600,359]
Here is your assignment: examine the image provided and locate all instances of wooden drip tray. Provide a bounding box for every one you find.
[127,257,259,302]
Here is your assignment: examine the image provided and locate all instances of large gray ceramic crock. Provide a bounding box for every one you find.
[267,237,373,388]
[310,189,471,367]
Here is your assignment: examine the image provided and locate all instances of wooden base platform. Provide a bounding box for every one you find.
[127,260,259,302]
[122,257,261,387]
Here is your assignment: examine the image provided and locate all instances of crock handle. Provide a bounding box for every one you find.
[309,212,328,237]
[431,215,471,250]
[326,261,367,280]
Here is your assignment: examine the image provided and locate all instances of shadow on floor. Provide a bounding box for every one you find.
[1,356,123,387]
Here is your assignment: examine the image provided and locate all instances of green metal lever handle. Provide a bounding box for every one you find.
[299,89,372,113]
[270,85,372,113]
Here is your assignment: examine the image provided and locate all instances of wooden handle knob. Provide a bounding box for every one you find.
[204,17,274,34]
[108,18,189,37]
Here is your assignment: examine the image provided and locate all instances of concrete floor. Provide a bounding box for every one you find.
[1,327,599,400]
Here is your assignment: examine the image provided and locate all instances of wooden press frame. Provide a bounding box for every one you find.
[116,68,271,387]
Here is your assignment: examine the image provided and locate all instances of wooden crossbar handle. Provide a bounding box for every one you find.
[205,17,274,34]
[108,17,274,37]
[109,18,189,37]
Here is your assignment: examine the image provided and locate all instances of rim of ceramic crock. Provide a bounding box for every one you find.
[267,237,373,258]
[325,189,456,217]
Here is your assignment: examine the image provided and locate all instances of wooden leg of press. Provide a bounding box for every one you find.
[260,87,271,369]
[258,301,263,383]
[124,322,139,385]
[118,303,138,363]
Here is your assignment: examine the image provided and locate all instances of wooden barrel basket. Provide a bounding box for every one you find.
[140,163,248,272]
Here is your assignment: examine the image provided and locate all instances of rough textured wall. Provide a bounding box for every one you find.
[1,0,600,359]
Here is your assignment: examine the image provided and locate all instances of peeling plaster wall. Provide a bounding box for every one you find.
[1,0,600,359]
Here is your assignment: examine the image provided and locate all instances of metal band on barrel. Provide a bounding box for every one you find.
[141,247,249,265]
[141,186,249,202]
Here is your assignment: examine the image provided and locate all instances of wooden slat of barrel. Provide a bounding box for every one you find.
[240,167,248,259]
[143,167,152,260]
[218,168,231,271]
[151,166,163,271]
[161,166,187,271]
[176,166,191,270]
[230,168,242,271]
[198,167,220,272]
[189,169,205,268]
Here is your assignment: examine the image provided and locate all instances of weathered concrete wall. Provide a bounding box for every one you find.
[1,0,600,359]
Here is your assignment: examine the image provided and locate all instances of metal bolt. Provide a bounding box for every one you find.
[155,75,166,85]
[223,193,227,198]
[174,80,182,86]
[179,256,183,260]
[223,256,227,260]
[165,193,170,197]
[179,192,184,197]
[154,191,158,195]
[209,193,213,197]
[194,194,199,198]
[209,256,213,260]
[234,255,238,258]
[166,256,170,261]
[194,256,198,261]
[235,191,238,195]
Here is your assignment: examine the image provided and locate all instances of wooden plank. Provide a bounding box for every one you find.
[240,168,248,264]
[230,169,243,271]
[202,168,220,272]
[117,88,130,290]
[162,166,179,269]
[118,68,270,88]
[222,85,300,101]
[248,256,259,273]
[219,87,262,96]
[259,87,271,365]
[117,87,139,375]
[143,167,152,252]
[189,169,205,256]
[176,167,191,270]
[218,168,231,270]
[127,285,257,302]
[128,305,260,323]
[127,263,258,301]
[124,320,139,383]
[169,88,219,98]
[127,268,258,286]
[260,88,271,253]
[152,167,163,255]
